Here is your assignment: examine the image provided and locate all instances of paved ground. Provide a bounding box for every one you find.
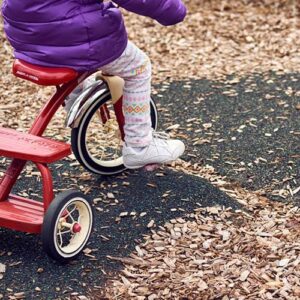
[0,162,239,299]
[0,72,299,299]
[158,72,299,201]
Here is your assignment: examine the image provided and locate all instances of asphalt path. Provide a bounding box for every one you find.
[157,72,299,201]
[0,162,239,299]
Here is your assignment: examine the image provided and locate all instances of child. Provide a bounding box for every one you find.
[2,0,186,169]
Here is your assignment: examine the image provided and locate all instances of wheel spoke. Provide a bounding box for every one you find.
[58,231,63,248]
[60,229,71,235]
[65,206,76,222]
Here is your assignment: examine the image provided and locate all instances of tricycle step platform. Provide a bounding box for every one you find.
[0,194,43,233]
[0,127,71,163]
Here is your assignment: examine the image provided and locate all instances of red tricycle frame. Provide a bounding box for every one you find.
[0,60,92,233]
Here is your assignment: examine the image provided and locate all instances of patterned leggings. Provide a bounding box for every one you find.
[101,41,152,147]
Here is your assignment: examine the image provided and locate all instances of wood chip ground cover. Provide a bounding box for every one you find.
[0,0,300,299]
[100,200,300,299]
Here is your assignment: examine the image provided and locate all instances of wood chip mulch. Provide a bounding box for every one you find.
[1,0,299,134]
[100,194,300,299]
[125,0,300,82]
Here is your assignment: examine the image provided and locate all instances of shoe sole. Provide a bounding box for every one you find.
[124,160,173,170]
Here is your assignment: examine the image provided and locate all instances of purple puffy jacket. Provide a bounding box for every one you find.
[1,0,186,71]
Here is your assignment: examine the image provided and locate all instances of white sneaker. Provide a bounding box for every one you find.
[122,132,185,169]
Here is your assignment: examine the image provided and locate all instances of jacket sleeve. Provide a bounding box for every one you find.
[113,0,186,26]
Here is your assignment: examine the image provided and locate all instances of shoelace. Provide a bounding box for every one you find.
[152,131,171,147]
[153,131,170,140]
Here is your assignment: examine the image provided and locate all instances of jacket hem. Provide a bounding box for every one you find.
[14,39,128,72]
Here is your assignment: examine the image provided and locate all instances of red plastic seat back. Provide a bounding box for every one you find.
[12,59,79,86]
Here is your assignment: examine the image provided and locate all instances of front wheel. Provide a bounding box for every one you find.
[71,94,158,175]
[41,190,94,263]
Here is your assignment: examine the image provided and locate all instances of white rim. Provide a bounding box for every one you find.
[53,197,93,258]
[77,97,158,173]
[78,96,125,172]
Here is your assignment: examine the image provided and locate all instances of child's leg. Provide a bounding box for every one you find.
[101,41,152,147]
[101,41,185,168]
[64,41,152,146]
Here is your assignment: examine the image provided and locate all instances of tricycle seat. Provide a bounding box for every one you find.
[0,127,71,163]
[12,59,78,86]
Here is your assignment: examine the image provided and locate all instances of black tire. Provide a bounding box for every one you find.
[41,190,94,264]
[71,92,158,175]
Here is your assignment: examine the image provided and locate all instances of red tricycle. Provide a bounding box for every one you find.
[0,60,158,262]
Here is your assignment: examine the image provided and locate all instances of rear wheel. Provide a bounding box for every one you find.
[71,93,158,175]
[41,190,94,263]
